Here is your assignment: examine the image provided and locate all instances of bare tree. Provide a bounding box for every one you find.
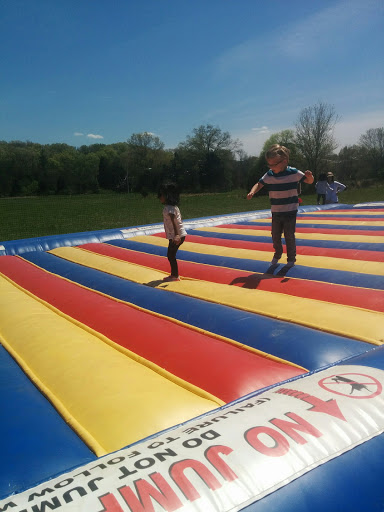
[295,102,339,179]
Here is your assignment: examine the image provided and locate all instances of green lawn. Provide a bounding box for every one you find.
[1,186,383,242]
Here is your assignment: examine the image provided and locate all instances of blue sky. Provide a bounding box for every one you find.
[1,0,383,156]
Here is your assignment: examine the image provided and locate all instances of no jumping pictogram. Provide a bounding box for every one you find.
[319,372,382,399]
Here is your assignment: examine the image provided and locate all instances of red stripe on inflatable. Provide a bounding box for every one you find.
[82,243,384,313]
[152,232,384,262]
[220,223,384,237]
[0,256,304,402]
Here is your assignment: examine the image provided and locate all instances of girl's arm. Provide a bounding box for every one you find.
[169,213,181,245]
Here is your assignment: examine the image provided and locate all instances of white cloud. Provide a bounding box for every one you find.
[215,0,382,73]
[87,133,104,139]
[252,126,269,135]
[74,132,104,140]
[280,0,382,59]
[215,38,268,75]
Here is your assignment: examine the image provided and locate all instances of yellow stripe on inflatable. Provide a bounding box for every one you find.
[50,247,384,345]
[0,274,223,456]
[200,226,384,243]
[124,235,384,276]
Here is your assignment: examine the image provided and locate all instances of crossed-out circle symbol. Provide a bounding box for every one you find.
[319,372,382,399]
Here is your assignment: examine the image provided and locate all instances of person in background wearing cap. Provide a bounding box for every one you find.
[325,172,347,204]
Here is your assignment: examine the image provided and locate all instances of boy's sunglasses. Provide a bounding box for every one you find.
[268,158,286,168]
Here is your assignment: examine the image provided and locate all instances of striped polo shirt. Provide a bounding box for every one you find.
[259,166,305,214]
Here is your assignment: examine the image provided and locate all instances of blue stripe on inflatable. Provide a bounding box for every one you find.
[0,345,95,499]
[0,222,166,256]
[22,251,370,372]
[241,346,384,512]
[237,220,384,231]
[109,239,384,290]
[326,204,384,209]
[241,431,384,512]
[0,228,125,256]
[191,229,274,243]
[348,344,384,370]
[297,213,384,219]
[189,229,384,252]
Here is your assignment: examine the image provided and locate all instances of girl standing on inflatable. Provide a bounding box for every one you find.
[158,182,187,282]
[315,173,328,205]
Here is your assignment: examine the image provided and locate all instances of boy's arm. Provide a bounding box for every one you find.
[247,182,263,199]
[303,170,314,184]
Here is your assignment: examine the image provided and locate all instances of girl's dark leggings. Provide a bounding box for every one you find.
[167,236,185,277]
[317,194,326,205]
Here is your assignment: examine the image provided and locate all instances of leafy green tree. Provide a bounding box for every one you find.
[75,153,100,193]
[0,142,14,196]
[98,147,125,190]
[77,143,106,154]
[261,129,296,153]
[55,150,77,194]
[45,157,61,194]
[169,149,201,193]
[179,124,240,153]
[122,132,166,193]
[127,132,164,151]
[336,145,362,184]
[231,150,257,190]
[4,142,41,196]
[359,127,384,179]
[37,148,49,194]
[177,124,241,191]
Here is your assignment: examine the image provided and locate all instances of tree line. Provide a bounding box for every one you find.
[0,102,383,197]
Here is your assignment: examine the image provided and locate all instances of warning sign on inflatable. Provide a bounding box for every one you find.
[3,365,384,512]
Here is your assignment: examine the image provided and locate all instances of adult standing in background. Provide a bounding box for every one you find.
[325,172,347,204]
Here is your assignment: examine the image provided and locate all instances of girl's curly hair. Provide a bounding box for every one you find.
[158,182,180,206]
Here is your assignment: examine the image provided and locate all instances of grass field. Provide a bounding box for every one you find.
[1,186,383,242]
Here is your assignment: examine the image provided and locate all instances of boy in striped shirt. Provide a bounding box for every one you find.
[247,144,314,267]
